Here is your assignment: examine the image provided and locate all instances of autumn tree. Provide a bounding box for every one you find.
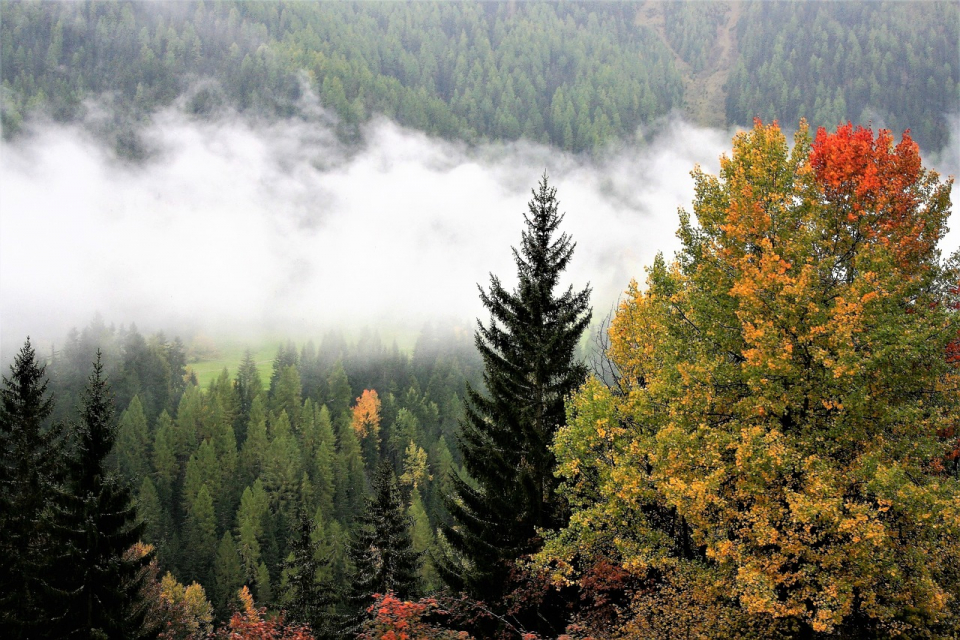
[539,121,960,637]
[353,389,382,471]
[441,175,591,626]
[211,586,313,640]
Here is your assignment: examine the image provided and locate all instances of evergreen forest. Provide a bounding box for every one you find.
[2,1,957,153]
[2,1,960,639]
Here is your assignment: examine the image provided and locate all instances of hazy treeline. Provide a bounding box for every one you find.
[39,317,482,624]
[2,1,957,153]
[726,1,958,151]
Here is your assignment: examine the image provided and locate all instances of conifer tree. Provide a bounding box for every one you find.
[136,476,164,547]
[346,464,421,629]
[334,411,367,522]
[52,352,153,639]
[313,405,336,519]
[441,175,591,608]
[239,395,268,489]
[184,483,217,586]
[116,394,150,484]
[151,410,177,508]
[0,338,62,637]
[279,507,333,633]
[213,532,245,618]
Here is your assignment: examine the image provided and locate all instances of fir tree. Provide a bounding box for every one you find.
[441,175,591,616]
[52,352,154,639]
[115,394,150,485]
[184,483,218,587]
[0,338,63,637]
[234,349,263,445]
[346,463,421,630]
[213,532,245,618]
[279,507,333,633]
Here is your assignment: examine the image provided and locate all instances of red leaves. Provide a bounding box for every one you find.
[575,559,638,632]
[357,593,473,640]
[211,586,314,640]
[810,123,935,269]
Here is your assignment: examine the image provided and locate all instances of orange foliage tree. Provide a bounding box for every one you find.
[356,592,474,640]
[210,586,314,639]
[352,389,382,439]
[538,120,960,638]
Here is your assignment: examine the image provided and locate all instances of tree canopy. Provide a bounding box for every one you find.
[537,120,960,637]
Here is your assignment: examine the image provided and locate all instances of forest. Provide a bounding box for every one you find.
[1,1,957,153]
[3,120,960,638]
[2,1,960,639]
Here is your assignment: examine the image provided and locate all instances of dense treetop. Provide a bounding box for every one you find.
[536,120,960,637]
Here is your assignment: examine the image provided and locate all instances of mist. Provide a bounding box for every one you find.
[2,109,957,359]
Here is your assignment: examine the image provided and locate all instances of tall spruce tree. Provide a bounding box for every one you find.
[441,175,591,612]
[279,507,333,635]
[52,352,154,639]
[0,338,63,637]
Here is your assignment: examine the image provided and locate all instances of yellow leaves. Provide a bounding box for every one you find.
[399,441,431,490]
[543,118,960,638]
[238,585,259,622]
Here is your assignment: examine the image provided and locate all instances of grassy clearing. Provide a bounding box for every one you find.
[185,340,278,388]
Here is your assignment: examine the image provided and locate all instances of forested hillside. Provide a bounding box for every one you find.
[3,1,960,638]
[10,318,482,635]
[2,1,957,153]
[3,121,959,637]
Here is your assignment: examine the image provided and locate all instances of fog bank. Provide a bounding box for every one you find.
[2,110,957,358]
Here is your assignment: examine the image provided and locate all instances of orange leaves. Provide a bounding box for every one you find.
[540,118,960,637]
[211,586,314,639]
[237,585,258,623]
[356,593,474,640]
[352,389,381,439]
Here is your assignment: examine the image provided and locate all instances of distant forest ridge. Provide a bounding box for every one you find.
[1,1,957,153]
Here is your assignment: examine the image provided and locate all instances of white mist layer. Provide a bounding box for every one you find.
[1,111,957,355]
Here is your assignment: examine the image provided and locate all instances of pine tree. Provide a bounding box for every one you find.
[346,464,421,630]
[184,483,218,587]
[234,349,263,446]
[116,394,150,484]
[52,352,154,639]
[279,507,333,633]
[213,532,245,618]
[0,338,63,637]
[441,175,591,609]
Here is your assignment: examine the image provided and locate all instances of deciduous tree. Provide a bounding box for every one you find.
[539,121,960,637]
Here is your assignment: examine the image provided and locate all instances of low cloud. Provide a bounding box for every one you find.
[1,108,956,357]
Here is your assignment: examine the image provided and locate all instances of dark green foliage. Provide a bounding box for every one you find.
[347,464,421,629]
[213,532,245,618]
[280,508,334,633]
[51,352,154,639]
[0,2,681,153]
[10,318,482,624]
[726,1,958,151]
[441,176,590,627]
[0,339,62,637]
